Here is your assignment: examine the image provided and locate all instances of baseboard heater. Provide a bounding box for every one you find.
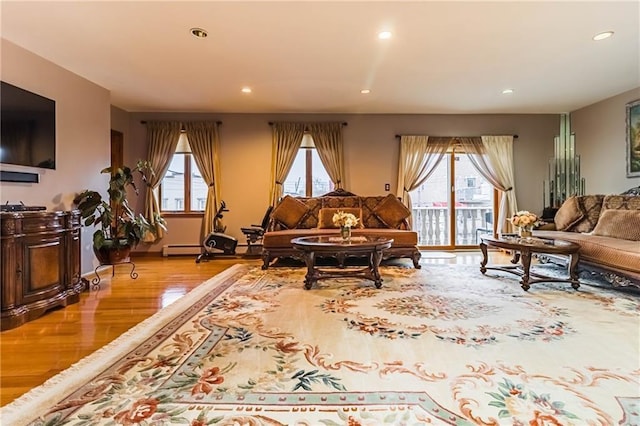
[162,244,202,257]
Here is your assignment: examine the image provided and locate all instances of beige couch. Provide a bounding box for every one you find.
[534,194,640,289]
[261,191,421,269]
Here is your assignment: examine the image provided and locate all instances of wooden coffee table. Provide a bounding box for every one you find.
[479,235,581,291]
[292,235,393,290]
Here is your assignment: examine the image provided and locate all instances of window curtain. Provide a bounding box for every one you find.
[184,121,222,242]
[396,136,453,226]
[143,121,182,242]
[269,122,306,206]
[307,122,346,190]
[458,135,518,234]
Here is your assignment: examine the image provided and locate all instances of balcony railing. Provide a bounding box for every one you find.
[412,206,493,246]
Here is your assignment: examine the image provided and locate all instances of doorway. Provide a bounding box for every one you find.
[110,130,123,171]
[410,149,496,249]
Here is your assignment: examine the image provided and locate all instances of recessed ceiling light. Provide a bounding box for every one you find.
[361,89,371,94]
[502,89,514,94]
[190,28,208,38]
[378,31,392,40]
[241,87,252,94]
[593,31,614,41]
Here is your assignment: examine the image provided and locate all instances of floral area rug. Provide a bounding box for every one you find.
[2,263,639,425]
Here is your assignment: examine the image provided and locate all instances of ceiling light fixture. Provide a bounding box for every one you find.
[378,31,392,40]
[241,87,252,93]
[592,31,614,41]
[361,89,371,94]
[190,28,208,38]
[502,89,514,94]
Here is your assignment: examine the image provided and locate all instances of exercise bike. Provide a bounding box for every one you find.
[195,201,238,263]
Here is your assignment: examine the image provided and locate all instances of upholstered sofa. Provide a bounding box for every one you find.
[533,193,640,289]
[261,191,421,269]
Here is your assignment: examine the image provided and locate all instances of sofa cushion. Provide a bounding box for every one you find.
[295,197,322,229]
[534,230,640,276]
[318,207,363,228]
[592,209,640,241]
[351,228,418,246]
[602,195,640,210]
[271,196,309,229]
[571,195,605,233]
[373,194,411,229]
[321,196,362,209]
[554,196,584,231]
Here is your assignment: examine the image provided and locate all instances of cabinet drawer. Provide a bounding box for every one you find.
[21,214,65,233]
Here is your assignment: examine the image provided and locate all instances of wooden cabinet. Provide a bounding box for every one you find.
[1,210,85,330]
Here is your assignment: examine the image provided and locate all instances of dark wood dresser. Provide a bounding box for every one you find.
[1,210,86,330]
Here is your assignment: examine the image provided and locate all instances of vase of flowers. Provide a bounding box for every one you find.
[332,210,360,242]
[509,210,540,238]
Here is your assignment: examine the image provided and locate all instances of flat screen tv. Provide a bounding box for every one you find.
[1,81,56,169]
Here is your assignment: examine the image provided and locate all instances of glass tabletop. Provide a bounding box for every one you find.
[292,235,393,247]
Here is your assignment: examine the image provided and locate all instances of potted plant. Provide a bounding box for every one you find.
[73,160,167,264]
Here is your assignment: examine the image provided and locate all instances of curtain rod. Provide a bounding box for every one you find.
[394,134,519,139]
[268,122,348,126]
[140,120,223,125]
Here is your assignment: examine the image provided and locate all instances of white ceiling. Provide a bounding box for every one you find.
[1,1,639,114]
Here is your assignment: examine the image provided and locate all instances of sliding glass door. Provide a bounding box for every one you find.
[410,149,495,249]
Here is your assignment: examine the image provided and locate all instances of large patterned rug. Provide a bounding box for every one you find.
[2,263,639,425]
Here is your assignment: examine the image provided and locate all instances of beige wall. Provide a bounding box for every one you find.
[111,105,130,135]
[1,40,111,273]
[571,87,640,194]
[3,39,634,267]
[123,112,557,253]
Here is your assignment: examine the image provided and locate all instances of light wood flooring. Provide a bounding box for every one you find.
[0,251,497,407]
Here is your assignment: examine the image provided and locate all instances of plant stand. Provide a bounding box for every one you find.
[91,260,138,290]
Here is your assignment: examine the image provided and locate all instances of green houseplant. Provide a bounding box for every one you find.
[73,160,166,264]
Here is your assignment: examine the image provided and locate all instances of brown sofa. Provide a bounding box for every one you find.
[261,191,421,269]
[534,194,640,289]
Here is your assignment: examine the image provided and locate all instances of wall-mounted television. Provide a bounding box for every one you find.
[1,81,56,169]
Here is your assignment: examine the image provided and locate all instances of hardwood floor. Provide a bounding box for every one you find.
[0,251,492,407]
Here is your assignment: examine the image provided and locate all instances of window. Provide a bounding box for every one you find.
[282,134,333,197]
[159,133,207,213]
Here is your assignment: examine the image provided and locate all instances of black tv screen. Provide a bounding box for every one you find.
[1,81,56,169]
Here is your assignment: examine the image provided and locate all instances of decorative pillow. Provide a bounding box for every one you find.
[373,194,411,229]
[591,209,640,241]
[318,207,363,228]
[554,196,584,231]
[571,195,605,233]
[271,196,309,229]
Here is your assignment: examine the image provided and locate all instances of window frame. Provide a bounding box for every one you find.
[282,133,334,198]
[159,151,205,217]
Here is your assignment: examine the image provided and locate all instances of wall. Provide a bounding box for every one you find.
[123,112,557,253]
[571,87,640,194]
[0,39,111,274]
[111,106,130,136]
[2,40,634,268]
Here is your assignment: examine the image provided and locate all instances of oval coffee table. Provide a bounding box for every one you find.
[479,235,581,291]
[292,235,393,290]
